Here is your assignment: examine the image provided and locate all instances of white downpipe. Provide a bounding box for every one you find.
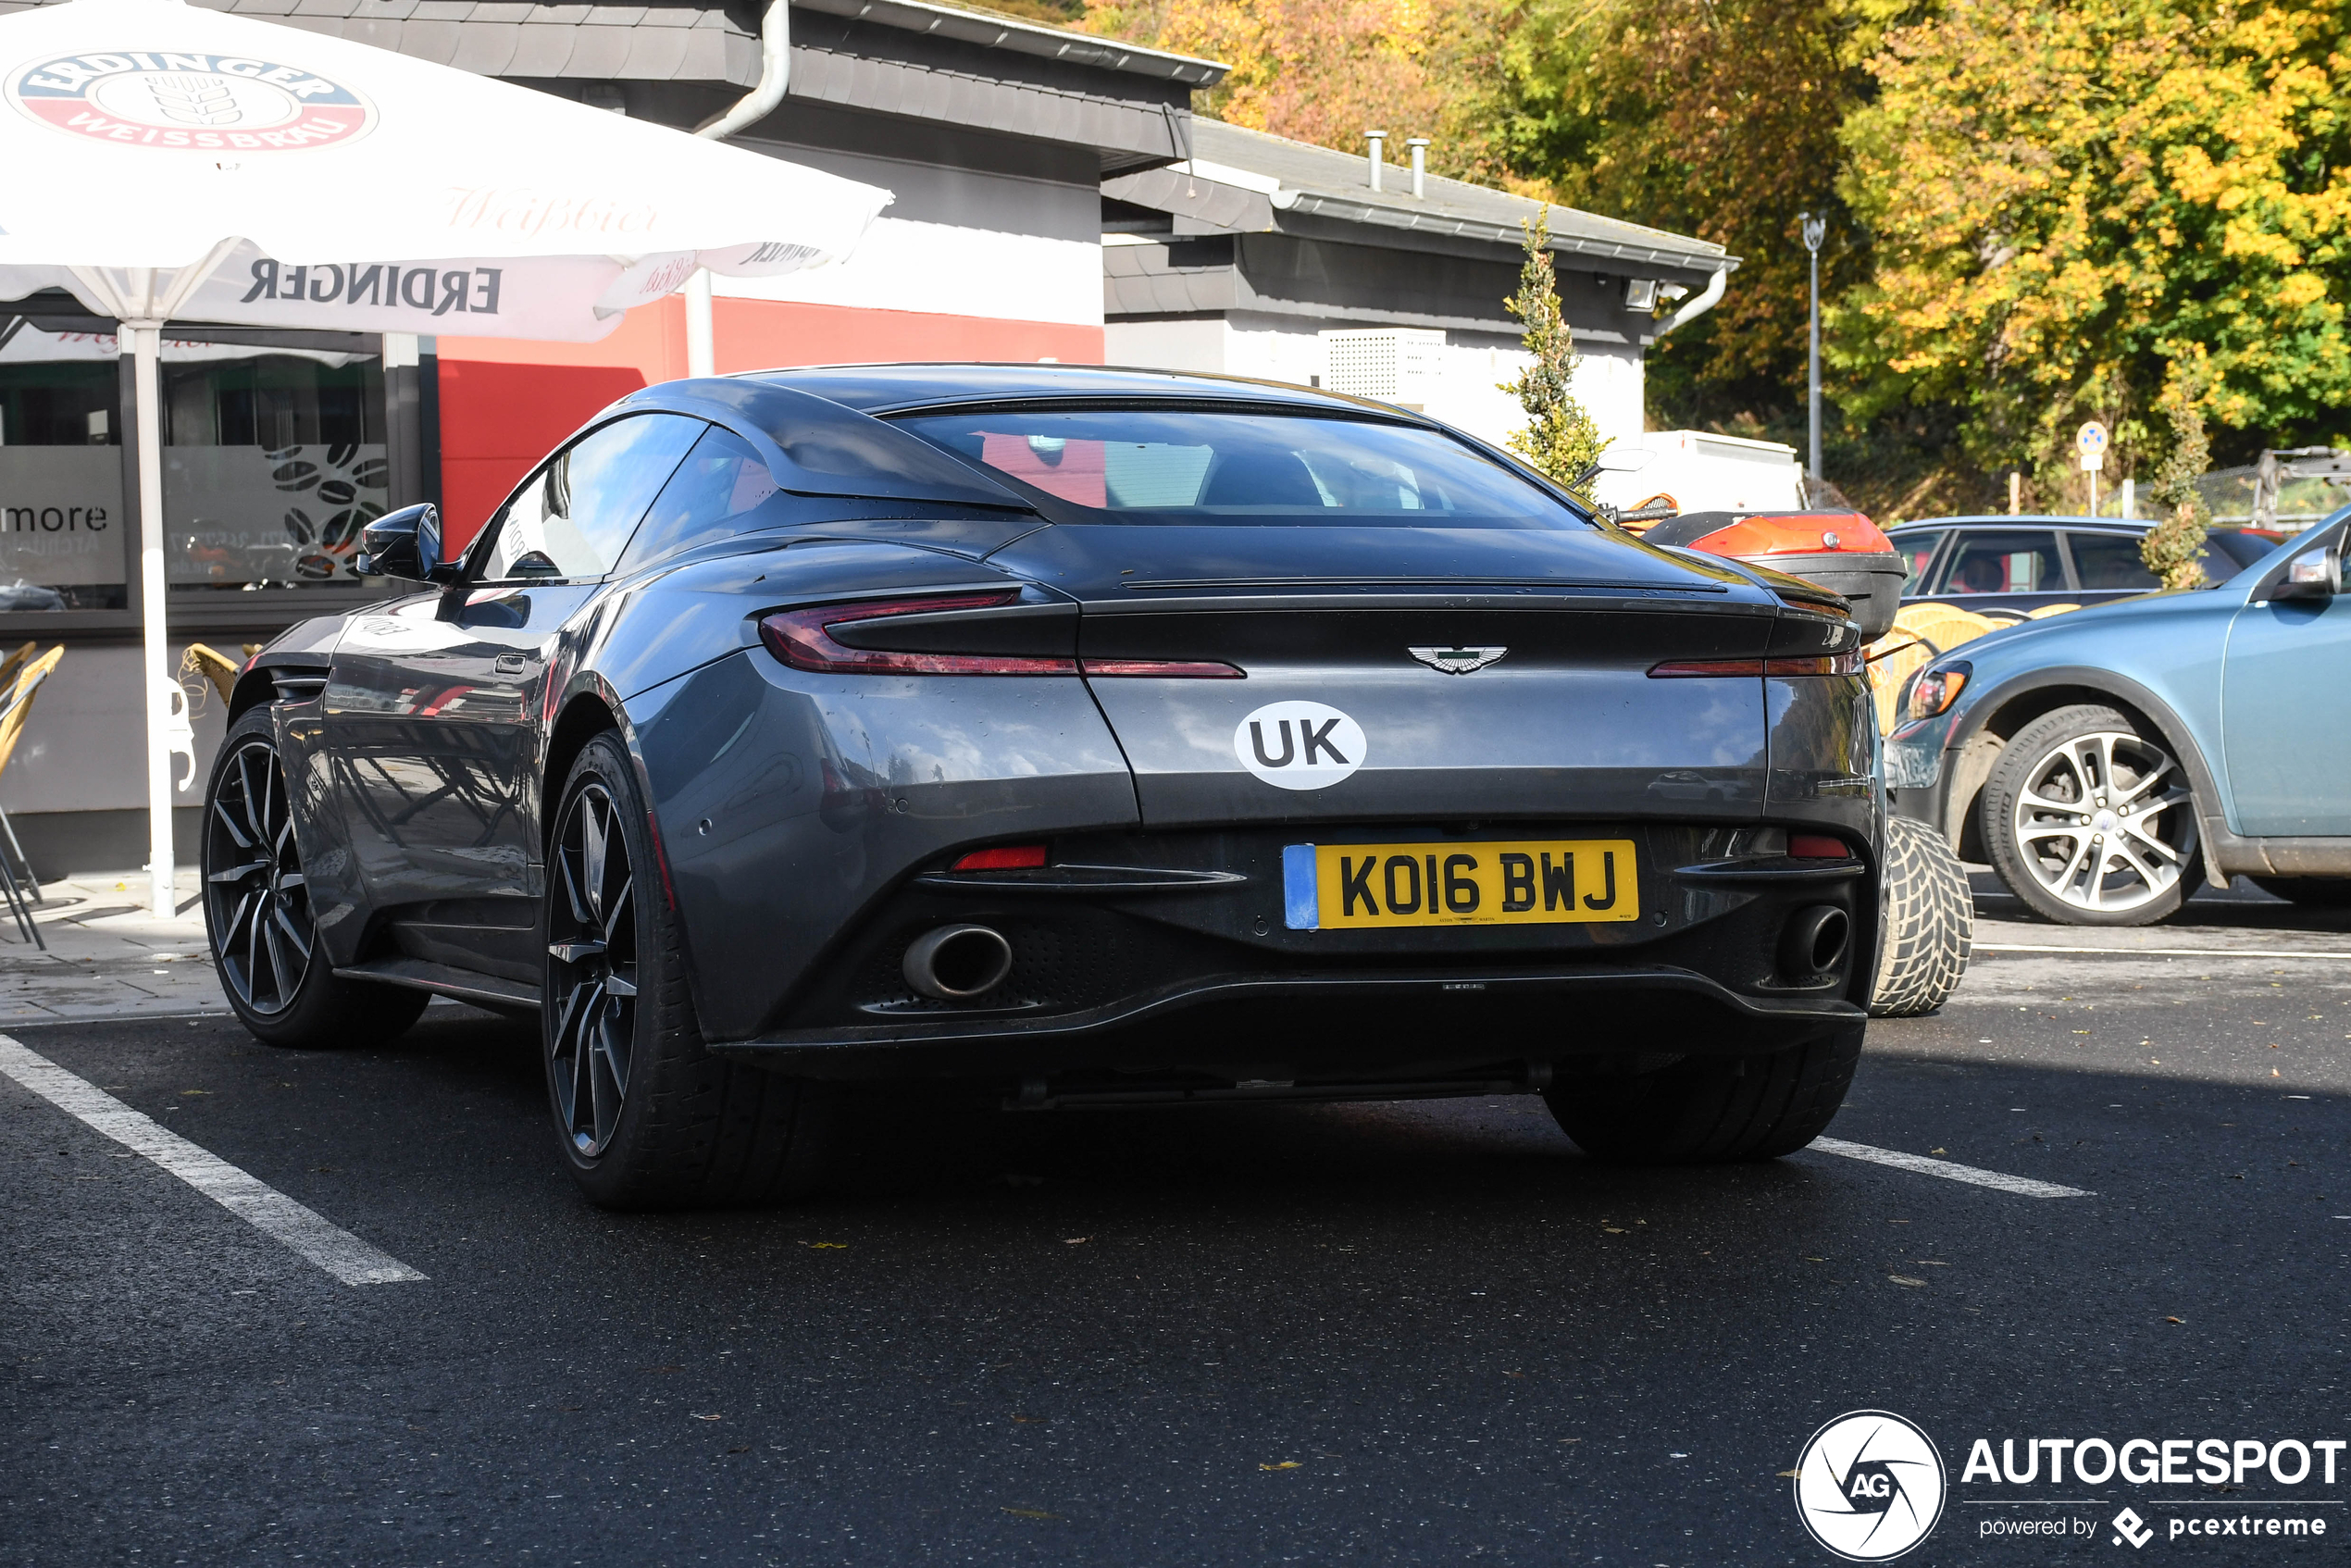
[684,269,715,379]
[129,319,172,919]
[685,0,790,377]
[697,0,790,140]
[1654,267,1727,339]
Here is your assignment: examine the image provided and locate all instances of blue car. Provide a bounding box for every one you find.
[1885,508,2351,925]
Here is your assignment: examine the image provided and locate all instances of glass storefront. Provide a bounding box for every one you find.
[0,323,127,611]
[164,342,389,590]
[0,296,417,622]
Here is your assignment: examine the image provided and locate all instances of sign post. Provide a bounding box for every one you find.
[2077,420,2108,516]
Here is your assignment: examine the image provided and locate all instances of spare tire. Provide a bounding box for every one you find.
[1871,815,1974,1016]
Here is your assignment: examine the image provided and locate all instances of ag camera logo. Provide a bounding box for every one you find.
[1794,1410,1947,1561]
[1234,701,1364,790]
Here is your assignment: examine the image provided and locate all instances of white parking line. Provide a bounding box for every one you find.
[0,1035,426,1286]
[1810,1138,2094,1199]
[1978,942,2351,961]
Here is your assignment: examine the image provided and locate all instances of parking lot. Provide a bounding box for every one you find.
[4,878,2347,1566]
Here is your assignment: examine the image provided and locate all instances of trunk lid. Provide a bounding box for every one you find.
[987,524,1785,826]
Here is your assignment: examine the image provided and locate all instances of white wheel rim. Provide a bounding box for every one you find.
[2009,729,2195,914]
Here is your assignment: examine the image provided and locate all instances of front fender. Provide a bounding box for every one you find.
[1924,664,2231,887]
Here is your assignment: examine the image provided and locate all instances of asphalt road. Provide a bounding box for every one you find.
[6,895,2349,1566]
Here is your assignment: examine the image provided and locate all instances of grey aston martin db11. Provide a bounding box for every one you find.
[203,365,1880,1208]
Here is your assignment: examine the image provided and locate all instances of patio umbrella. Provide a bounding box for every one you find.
[0,0,892,915]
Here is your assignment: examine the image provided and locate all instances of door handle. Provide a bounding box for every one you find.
[493,653,529,675]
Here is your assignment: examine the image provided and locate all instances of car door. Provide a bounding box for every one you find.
[324,413,705,962]
[1927,527,2070,615]
[2220,520,2351,836]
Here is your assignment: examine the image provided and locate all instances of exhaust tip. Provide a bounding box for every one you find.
[902,924,1014,1001]
[1779,904,1851,981]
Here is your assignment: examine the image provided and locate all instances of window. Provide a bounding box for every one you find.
[0,323,126,610]
[1888,530,1943,590]
[2066,531,2159,591]
[479,415,703,582]
[621,425,782,571]
[891,409,1591,529]
[163,338,389,591]
[1937,530,2063,595]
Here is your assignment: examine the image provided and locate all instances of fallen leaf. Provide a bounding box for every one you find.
[1888,1276,1927,1288]
[1261,1461,1301,1471]
[1803,1257,1827,1263]
[179,1089,210,1097]
[1001,1507,1058,1520]
[1011,1415,1043,1424]
[1778,1468,1801,1478]
[727,1445,750,1454]
[1929,1148,1947,1155]
[802,1241,847,1250]
[1603,1227,1627,1235]
[2166,1316,2184,1324]
[1063,1237,1089,1245]
[690,1413,722,1422]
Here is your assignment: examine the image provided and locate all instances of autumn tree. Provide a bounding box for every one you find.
[1833,0,2351,480]
[1500,212,1611,493]
[2143,356,2216,590]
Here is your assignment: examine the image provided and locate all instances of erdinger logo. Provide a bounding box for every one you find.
[9,51,374,151]
[1795,1411,1947,1561]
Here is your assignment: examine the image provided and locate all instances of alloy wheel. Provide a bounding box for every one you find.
[205,736,316,1015]
[548,780,639,1156]
[2007,729,2195,915]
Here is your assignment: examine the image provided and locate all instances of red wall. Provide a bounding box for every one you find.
[435,298,1104,543]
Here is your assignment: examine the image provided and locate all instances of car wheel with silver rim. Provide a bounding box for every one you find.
[1981,703,2205,927]
[202,707,429,1047]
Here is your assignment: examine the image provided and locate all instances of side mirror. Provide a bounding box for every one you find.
[2272,543,2343,602]
[355,504,459,584]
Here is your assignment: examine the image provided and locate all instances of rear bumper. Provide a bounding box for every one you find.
[709,963,1866,1080]
[707,823,1878,1080]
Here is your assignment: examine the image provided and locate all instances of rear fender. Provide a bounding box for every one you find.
[622,648,1140,1042]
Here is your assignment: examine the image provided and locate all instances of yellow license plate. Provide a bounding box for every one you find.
[1283,840,1639,929]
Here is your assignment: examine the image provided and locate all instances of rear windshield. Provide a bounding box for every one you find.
[889,409,1591,529]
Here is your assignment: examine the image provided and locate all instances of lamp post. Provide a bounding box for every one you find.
[1799,211,1827,492]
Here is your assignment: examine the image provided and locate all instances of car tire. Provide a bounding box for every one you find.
[1869,815,1974,1016]
[1543,1023,1863,1163]
[2250,876,2351,908]
[1981,703,2206,927]
[543,730,834,1211]
[203,708,431,1049]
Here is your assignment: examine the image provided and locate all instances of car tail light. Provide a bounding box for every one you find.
[950,844,1048,872]
[1648,651,1864,678]
[1080,659,1244,678]
[1906,662,1970,721]
[758,592,1077,676]
[1787,834,1850,860]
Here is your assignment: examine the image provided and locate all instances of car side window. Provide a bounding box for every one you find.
[619,425,786,572]
[2066,531,2160,591]
[1936,529,2063,595]
[1888,530,1943,589]
[479,414,705,583]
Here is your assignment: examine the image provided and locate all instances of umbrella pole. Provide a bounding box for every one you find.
[128,320,174,920]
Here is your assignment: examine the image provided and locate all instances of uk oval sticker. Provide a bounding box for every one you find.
[1234,701,1366,790]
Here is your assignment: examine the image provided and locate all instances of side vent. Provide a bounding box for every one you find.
[268,668,330,703]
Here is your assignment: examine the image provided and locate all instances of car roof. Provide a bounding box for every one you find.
[735,362,1409,417]
[1887,515,2149,533]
